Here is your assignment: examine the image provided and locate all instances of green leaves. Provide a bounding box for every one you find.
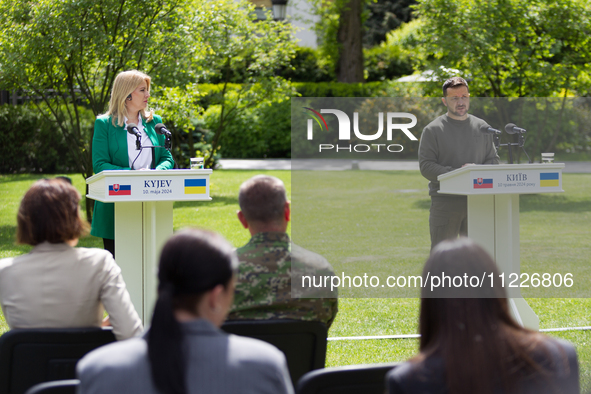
[415,0,591,97]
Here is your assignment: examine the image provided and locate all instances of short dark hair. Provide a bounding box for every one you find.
[238,175,287,224]
[17,179,88,245]
[442,77,469,97]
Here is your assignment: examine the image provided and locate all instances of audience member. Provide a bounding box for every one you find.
[77,228,294,394]
[226,175,338,328]
[387,238,579,394]
[0,178,141,340]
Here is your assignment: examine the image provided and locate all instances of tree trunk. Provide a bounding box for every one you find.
[337,0,365,83]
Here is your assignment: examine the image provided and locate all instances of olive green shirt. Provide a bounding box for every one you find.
[227,232,338,329]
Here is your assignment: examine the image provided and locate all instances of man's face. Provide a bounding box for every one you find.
[442,85,470,120]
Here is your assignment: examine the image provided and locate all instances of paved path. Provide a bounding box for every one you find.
[218,159,591,173]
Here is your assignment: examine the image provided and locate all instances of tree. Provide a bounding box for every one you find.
[313,0,368,83]
[416,0,591,157]
[363,0,417,47]
[415,0,591,98]
[0,0,201,220]
[189,0,296,168]
[336,0,365,82]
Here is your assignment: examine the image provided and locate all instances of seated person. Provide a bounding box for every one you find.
[387,238,579,394]
[77,229,294,394]
[0,178,142,340]
[226,175,338,328]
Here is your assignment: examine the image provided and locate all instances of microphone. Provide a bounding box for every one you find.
[505,123,527,135]
[127,123,141,137]
[155,123,172,137]
[126,123,141,150]
[480,124,501,135]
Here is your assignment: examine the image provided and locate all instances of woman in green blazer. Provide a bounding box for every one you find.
[91,70,174,256]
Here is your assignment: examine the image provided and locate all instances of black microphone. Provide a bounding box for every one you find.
[505,123,527,134]
[155,123,172,137]
[480,124,501,135]
[126,123,142,150]
[127,123,141,137]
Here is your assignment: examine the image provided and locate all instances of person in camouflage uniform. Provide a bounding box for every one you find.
[226,175,338,328]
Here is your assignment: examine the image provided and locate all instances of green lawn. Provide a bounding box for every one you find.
[1,171,590,390]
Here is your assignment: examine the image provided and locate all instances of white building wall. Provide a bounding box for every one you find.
[246,0,319,48]
[287,0,319,48]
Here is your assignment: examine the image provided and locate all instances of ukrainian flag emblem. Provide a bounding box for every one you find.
[184,179,207,194]
[540,172,559,187]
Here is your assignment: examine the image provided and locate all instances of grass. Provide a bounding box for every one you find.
[1,171,590,390]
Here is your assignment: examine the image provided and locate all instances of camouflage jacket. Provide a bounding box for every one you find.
[227,232,338,328]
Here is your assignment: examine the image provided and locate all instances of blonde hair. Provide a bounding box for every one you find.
[106,70,154,127]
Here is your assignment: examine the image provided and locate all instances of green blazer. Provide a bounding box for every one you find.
[90,114,174,240]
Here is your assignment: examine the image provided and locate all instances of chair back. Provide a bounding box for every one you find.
[24,380,79,394]
[222,320,327,385]
[0,327,116,394]
[296,363,400,394]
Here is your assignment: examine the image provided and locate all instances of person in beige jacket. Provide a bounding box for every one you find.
[0,178,142,340]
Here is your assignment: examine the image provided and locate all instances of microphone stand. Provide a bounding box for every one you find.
[131,145,176,170]
[499,134,527,164]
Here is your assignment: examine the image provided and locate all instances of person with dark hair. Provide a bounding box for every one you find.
[419,76,499,249]
[387,238,579,394]
[77,228,294,394]
[0,179,141,340]
[227,175,338,328]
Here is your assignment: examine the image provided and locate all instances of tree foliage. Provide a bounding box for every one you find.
[191,0,296,167]
[312,0,369,83]
[363,0,417,47]
[415,0,591,97]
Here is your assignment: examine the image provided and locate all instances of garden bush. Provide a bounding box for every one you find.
[0,104,78,173]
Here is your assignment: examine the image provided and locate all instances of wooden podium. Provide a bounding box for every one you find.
[438,163,564,330]
[86,169,212,324]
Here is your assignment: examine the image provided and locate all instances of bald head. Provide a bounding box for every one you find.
[237,175,289,233]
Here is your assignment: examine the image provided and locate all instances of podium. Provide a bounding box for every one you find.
[438,163,564,330]
[86,169,212,323]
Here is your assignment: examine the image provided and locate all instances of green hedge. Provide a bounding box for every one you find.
[0,104,78,173]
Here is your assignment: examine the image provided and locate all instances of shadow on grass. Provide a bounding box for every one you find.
[520,194,591,213]
[412,199,431,210]
[174,195,238,208]
[411,195,590,213]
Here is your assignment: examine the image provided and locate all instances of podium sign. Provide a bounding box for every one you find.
[439,164,562,195]
[438,163,564,330]
[87,169,212,324]
[88,170,211,202]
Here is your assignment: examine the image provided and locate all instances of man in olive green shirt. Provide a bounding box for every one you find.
[227,175,338,328]
[419,77,499,249]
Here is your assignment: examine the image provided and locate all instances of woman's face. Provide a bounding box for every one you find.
[126,80,150,116]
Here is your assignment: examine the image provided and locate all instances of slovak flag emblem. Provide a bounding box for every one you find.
[473,178,493,189]
[113,184,120,192]
[477,178,483,185]
[109,183,131,195]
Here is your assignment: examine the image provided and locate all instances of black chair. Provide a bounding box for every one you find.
[0,327,116,394]
[24,380,79,394]
[296,363,400,394]
[222,320,327,385]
